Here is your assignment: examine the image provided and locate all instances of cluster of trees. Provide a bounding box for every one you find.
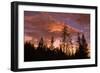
[24,41,68,61]
[75,33,90,58]
[24,26,90,62]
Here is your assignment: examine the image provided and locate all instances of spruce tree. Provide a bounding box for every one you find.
[38,37,44,50]
[51,36,54,50]
[76,33,88,58]
[81,34,88,58]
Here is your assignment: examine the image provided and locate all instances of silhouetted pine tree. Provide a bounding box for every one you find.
[38,37,44,49]
[61,26,69,52]
[50,36,54,50]
[81,34,89,58]
[76,33,89,58]
[76,33,82,58]
[62,26,70,44]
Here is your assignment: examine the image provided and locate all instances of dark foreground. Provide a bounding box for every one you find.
[24,42,90,62]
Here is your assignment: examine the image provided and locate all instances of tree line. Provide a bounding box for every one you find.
[24,26,90,61]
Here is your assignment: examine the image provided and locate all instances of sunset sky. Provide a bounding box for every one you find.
[24,11,90,48]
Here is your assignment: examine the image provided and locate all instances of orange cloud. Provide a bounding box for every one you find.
[48,22,79,34]
[48,22,64,32]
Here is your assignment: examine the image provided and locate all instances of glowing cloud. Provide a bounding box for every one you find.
[24,36,32,42]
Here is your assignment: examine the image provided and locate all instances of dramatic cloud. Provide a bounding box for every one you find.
[24,11,90,44]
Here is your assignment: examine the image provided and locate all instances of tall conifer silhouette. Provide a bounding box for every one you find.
[50,36,54,50]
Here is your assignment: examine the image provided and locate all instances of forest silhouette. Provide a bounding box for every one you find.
[24,26,90,62]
